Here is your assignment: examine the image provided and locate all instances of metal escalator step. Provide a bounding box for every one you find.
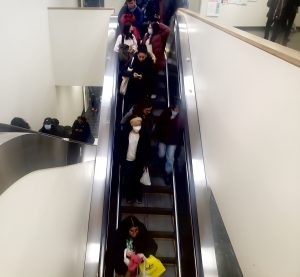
[158,257,177,265]
[149,231,175,239]
[120,206,173,215]
[164,265,178,277]
[144,185,172,194]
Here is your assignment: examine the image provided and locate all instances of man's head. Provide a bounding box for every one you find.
[77,116,86,124]
[126,0,136,10]
[43,117,53,130]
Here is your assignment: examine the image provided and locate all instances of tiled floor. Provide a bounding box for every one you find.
[238,27,300,52]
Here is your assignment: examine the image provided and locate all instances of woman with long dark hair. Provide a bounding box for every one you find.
[142,21,170,71]
[113,216,157,277]
[114,22,138,66]
[121,45,154,113]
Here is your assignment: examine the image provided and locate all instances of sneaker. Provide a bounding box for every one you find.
[136,199,143,204]
[126,199,133,204]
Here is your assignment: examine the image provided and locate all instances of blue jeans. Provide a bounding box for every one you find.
[158,143,177,175]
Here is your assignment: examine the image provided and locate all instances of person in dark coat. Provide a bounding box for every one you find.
[70,116,94,144]
[121,97,154,137]
[281,0,300,45]
[268,0,300,43]
[113,216,158,277]
[121,45,154,114]
[118,0,144,30]
[154,101,184,185]
[142,21,170,71]
[264,0,279,39]
[10,117,30,129]
[137,0,160,22]
[39,117,59,136]
[120,116,151,203]
[52,118,66,138]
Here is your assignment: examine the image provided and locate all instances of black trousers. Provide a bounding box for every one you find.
[264,17,274,39]
[123,160,143,201]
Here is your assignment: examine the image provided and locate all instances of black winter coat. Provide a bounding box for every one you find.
[70,120,94,144]
[154,108,185,145]
[112,216,158,275]
[122,55,154,105]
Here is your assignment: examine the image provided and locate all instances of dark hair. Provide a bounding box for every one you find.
[170,97,181,109]
[137,44,148,54]
[122,22,133,39]
[43,117,53,125]
[52,118,59,126]
[10,117,30,129]
[118,216,146,238]
[151,22,160,35]
[133,98,153,115]
[78,116,87,122]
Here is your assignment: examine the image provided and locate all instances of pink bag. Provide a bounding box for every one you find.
[128,253,143,272]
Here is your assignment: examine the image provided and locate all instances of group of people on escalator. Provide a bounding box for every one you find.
[111,2,185,276]
[114,0,171,113]
[115,0,184,204]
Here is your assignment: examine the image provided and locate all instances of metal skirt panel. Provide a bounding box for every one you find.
[175,11,219,277]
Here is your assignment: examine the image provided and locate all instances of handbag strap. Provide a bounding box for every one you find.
[142,260,146,277]
[129,56,135,67]
[121,34,125,44]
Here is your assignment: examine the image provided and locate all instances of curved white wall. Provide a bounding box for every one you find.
[182,12,300,277]
[0,162,94,277]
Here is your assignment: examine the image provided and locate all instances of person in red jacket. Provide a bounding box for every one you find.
[142,21,170,71]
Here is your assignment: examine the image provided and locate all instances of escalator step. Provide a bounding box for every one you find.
[149,231,176,239]
[144,185,172,194]
[159,257,177,265]
[120,206,173,215]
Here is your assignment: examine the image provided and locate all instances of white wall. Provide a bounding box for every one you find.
[182,12,300,277]
[104,0,123,13]
[48,9,114,86]
[0,161,94,277]
[56,86,84,126]
[188,0,201,13]
[0,0,57,130]
[47,0,78,7]
[198,0,300,26]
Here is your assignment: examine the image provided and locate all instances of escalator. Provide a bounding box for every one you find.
[0,8,248,277]
[103,14,199,277]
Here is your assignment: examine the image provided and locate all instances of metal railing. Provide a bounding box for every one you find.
[174,12,219,277]
[83,16,118,277]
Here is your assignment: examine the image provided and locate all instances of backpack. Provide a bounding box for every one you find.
[118,35,132,63]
